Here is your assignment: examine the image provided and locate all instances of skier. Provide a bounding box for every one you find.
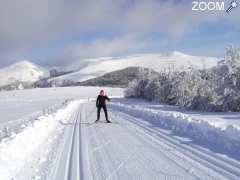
[95,90,111,123]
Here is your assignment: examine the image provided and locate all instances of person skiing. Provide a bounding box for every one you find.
[95,90,111,123]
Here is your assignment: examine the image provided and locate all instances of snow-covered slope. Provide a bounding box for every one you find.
[0,61,49,87]
[54,52,218,82]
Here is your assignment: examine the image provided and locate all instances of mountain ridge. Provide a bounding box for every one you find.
[52,52,218,83]
[0,52,219,89]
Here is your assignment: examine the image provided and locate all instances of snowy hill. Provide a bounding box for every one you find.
[0,52,218,89]
[0,61,49,87]
[77,67,160,87]
[53,52,218,83]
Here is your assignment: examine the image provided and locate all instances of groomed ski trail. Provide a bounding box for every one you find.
[51,100,240,180]
[50,102,91,180]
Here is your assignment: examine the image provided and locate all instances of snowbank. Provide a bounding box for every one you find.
[0,100,82,180]
[110,102,240,159]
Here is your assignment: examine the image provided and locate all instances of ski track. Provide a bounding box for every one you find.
[52,100,240,180]
[110,110,239,180]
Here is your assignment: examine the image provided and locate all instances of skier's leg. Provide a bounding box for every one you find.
[96,106,101,122]
[103,106,110,123]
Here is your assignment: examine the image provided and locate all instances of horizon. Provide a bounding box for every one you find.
[2,50,221,68]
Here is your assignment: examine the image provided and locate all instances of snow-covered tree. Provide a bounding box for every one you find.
[125,46,240,112]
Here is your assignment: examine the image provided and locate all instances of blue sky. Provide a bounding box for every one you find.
[0,0,239,67]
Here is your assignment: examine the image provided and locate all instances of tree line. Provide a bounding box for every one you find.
[125,46,240,112]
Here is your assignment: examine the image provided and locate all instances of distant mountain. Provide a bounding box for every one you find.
[0,52,219,90]
[0,61,49,89]
[51,52,218,83]
[77,67,160,88]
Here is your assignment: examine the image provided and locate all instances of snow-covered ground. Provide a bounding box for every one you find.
[1,87,240,180]
[0,100,81,180]
[0,86,122,124]
[112,98,240,130]
[110,98,240,159]
[0,86,123,140]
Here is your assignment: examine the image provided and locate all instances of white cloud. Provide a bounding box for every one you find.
[0,0,239,65]
[0,0,236,48]
[67,35,152,58]
[118,0,238,36]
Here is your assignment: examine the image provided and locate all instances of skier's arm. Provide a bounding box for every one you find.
[96,96,99,107]
[106,96,110,101]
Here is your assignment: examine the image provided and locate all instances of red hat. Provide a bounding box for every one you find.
[100,89,104,95]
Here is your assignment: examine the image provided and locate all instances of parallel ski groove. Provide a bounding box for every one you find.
[110,104,240,170]
[52,101,240,180]
[76,108,81,180]
[110,111,201,180]
[79,109,85,180]
[111,109,240,180]
[64,106,79,180]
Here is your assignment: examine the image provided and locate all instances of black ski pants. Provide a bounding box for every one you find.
[97,105,108,121]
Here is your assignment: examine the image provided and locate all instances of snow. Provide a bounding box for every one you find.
[53,52,218,82]
[0,100,82,180]
[0,61,49,87]
[124,47,240,112]
[1,87,240,180]
[50,100,240,180]
[109,98,240,160]
[0,52,218,87]
[0,86,123,125]
[113,98,240,130]
[52,99,240,180]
